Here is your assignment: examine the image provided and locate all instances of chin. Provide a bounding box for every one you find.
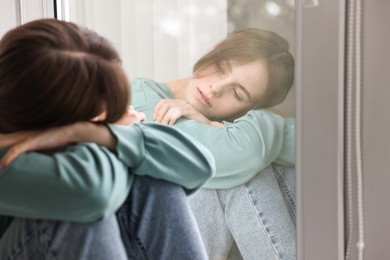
[189,100,204,111]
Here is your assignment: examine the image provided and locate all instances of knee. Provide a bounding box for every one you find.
[133,175,186,199]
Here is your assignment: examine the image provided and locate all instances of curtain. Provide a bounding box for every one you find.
[0,0,54,37]
[68,0,227,82]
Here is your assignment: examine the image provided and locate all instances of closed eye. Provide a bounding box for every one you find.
[233,84,253,102]
[233,89,243,101]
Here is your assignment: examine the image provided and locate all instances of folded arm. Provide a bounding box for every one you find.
[108,123,215,194]
[0,143,130,222]
[0,122,215,213]
[174,109,295,189]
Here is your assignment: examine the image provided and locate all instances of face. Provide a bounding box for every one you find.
[186,59,269,121]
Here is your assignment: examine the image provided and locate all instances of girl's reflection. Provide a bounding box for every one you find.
[131,28,296,259]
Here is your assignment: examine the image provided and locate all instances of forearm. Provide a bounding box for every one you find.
[71,122,117,151]
[175,109,293,188]
[274,117,295,166]
[108,123,215,194]
[71,122,215,194]
[0,144,131,222]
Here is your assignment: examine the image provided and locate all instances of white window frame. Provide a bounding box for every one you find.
[295,0,345,259]
[0,0,54,37]
[0,1,349,259]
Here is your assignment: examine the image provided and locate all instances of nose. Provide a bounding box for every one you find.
[209,82,224,97]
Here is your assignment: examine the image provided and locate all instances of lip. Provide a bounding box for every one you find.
[196,88,211,107]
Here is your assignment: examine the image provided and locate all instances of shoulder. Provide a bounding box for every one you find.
[131,77,173,98]
[131,77,156,87]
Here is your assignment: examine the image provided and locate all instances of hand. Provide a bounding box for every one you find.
[92,106,146,125]
[0,124,79,168]
[0,107,146,168]
[115,106,146,125]
[0,118,127,168]
[153,99,212,125]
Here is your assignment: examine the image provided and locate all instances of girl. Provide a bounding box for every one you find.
[0,19,215,260]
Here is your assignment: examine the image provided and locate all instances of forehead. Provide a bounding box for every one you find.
[229,59,269,100]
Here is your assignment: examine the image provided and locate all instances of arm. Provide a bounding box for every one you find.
[273,117,295,166]
[0,143,131,222]
[107,123,216,194]
[153,99,224,127]
[174,109,295,189]
[131,78,295,189]
[0,122,215,196]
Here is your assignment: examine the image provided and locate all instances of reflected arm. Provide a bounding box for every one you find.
[175,110,295,189]
[131,77,295,189]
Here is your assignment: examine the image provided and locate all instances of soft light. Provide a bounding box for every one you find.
[265,1,281,16]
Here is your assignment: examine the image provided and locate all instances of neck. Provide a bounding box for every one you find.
[167,77,191,100]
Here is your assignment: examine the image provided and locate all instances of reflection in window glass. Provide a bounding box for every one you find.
[228,0,295,116]
[67,1,296,259]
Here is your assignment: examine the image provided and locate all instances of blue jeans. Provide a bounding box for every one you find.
[0,176,208,260]
[189,163,296,260]
[116,175,208,260]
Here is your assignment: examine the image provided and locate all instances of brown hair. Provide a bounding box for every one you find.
[0,19,130,133]
[193,28,294,108]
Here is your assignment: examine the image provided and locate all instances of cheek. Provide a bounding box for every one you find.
[212,99,244,118]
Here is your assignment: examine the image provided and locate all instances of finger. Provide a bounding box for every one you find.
[169,108,183,125]
[128,106,146,121]
[153,100,163,120]
[0,129,63,168]
[153,100,165,121]
[160,108,181,125]
[168,116,178,125]
[0,132,33,148]
[137,112,147,122]
[0,141,31,168]
[153,100,164,117]
[117,108,147,125]
[154,101,171,122]
[153,99,183,121]
[159,108,172,125]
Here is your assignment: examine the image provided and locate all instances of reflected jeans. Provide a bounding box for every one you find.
[0,175,208,260]
[189,163,296,260]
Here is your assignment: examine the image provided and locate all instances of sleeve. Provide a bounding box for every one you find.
[107,123,215,195]
[0,144,131,222]
[274,117,295,166]
[174,109,295,189]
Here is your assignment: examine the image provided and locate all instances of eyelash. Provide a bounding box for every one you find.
[216,62,243,101]
[233,89,243,101]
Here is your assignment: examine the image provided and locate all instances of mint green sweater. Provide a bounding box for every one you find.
[131,78,295,189]
[0,123,215,238]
